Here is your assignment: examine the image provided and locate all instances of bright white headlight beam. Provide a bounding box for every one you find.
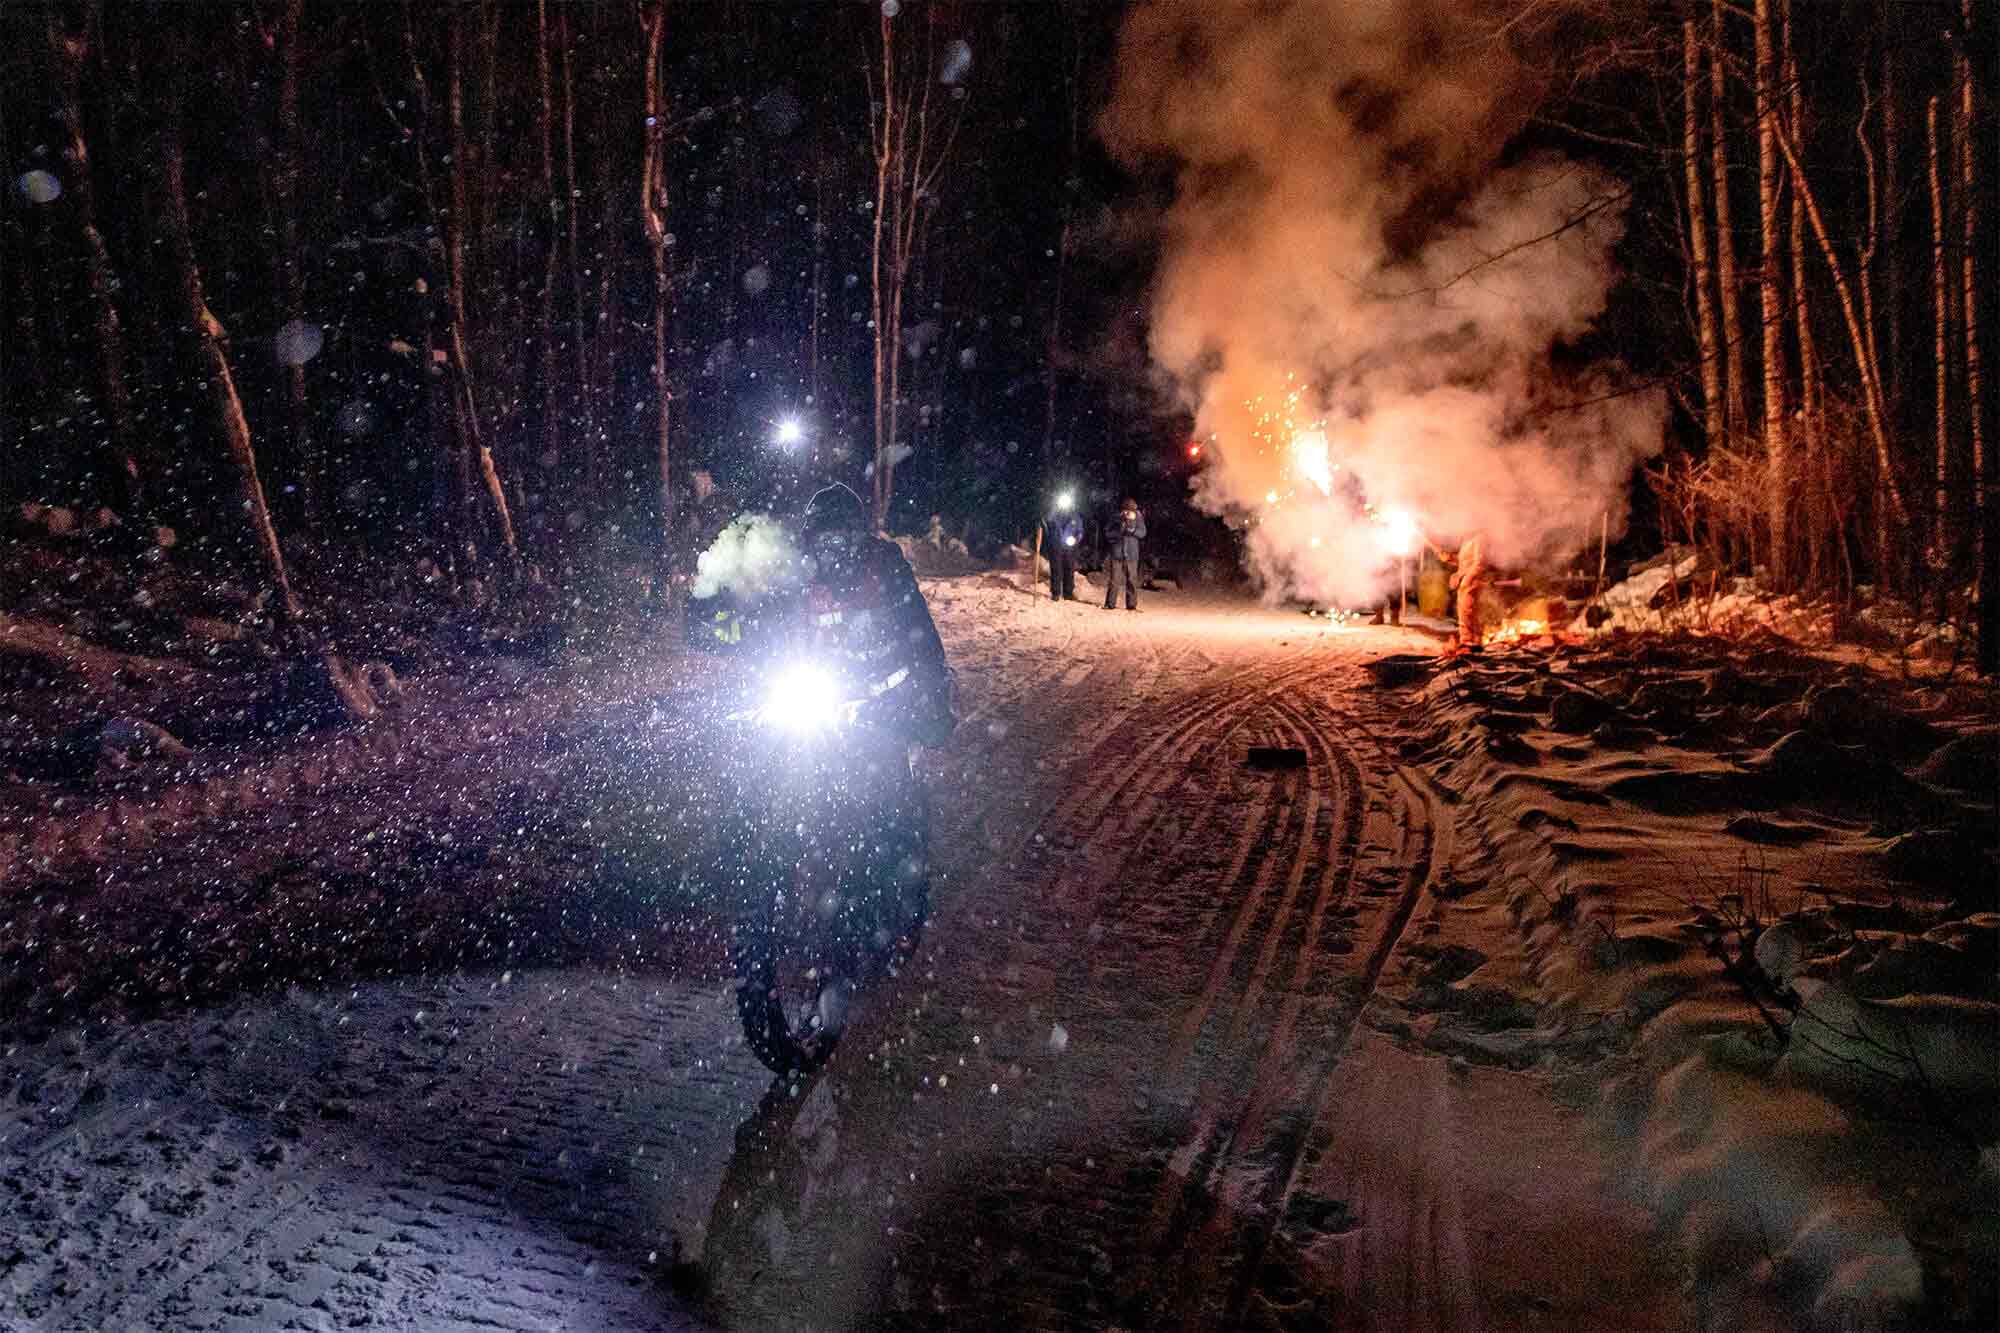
[763,661,842,732]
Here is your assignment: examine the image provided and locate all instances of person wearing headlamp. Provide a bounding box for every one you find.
[1045,488,1084,602]
[789,482,954,746]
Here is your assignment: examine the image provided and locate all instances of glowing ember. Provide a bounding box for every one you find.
[1483,618,1549,645]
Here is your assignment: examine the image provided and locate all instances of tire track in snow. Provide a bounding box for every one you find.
[1219,759,1468,1332]
[1033,650,1335,875]
[960,654,1464,1333]
[1117,676,1370,1323]
[959,654,1315,1031]
[885,653,1372,1330]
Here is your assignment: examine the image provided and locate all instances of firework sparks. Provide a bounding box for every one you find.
[1376,506,1421,557]
[1290,429,1334,496]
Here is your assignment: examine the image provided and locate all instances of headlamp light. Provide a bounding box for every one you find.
[761,662,845,733]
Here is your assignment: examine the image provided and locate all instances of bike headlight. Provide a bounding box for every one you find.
[762,662,844,733]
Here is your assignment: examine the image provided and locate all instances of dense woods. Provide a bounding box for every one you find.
[1,0,1992,668]
[1649,0,1994,667]
[3,1,1127,607]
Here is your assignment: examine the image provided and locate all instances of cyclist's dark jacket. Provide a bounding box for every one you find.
[788,534,954,749]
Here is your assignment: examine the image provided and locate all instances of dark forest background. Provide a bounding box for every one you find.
[2,2,1158,594]
[0,1,1992,665]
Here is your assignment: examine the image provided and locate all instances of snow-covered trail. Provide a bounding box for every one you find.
[4,578,1675,1331]
[705,587,1671,1332]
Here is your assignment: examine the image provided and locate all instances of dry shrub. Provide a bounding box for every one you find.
[1653,391,1888,603]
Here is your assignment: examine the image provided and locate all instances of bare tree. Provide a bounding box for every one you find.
[1042,0,1085,471]
[810,140,827,413]
[1853,54,1898,591]
[557,6,595,502]
[1683,12,1724,453]
[866,1,966,530]
[1781,0,1824,584]
[1956,0,1986,618]
[274,0,316,533]
[1773,120,1908,542]
[1754,0,1789,585]
[446,6,519,565]
[867,7,897,529]
[1709,0,1748,439]
[372,7,476,566]
[1879,22,1902,422]
[157,123,298,617]
[536,0,561,495]
[48,5,144,521]
[640,0,674,558]
[1926,94,1950,571]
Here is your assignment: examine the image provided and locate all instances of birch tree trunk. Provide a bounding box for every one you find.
[1755,0,1790,586]
[640,1,674,560]
[1957,0,1986,610]
[1683,15,1724,452]
[592,72,619,489]
[48,8,144,520]
[1774,121,1908,535]
[157,124,299,618]
[476,1,499,321]
[390,8,468,566]
[536,0,560,493]
[1881,29,1902,420]
[1710,0,1747,438]
[559,9,596,503]
[276,0,316,533]
[1927,95,1950,567]
[810,146,826,414]
[869,8,896,528]
[1854,57,1897,593]
[865,8,961,531]
[1043,3,1084,472]
[1782,0,1824,585]
[447,7,518,564]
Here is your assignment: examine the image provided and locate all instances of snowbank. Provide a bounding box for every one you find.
[1587,552,1977,660]
[1377,632,1999,1326]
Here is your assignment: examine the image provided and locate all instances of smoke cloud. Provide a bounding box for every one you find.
[1100,0,1664,607]
[691,514,803,601]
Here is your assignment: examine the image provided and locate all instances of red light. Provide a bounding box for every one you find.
[1187,441,1203,459]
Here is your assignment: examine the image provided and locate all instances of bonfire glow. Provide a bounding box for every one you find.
[1484,618,1550,645]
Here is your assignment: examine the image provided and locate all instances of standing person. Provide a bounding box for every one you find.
[1446,529,1487,650]
[1103,497,1146,611]
[1046,490,1083,602]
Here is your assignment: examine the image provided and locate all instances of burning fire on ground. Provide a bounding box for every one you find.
[1481,617,1550,646]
